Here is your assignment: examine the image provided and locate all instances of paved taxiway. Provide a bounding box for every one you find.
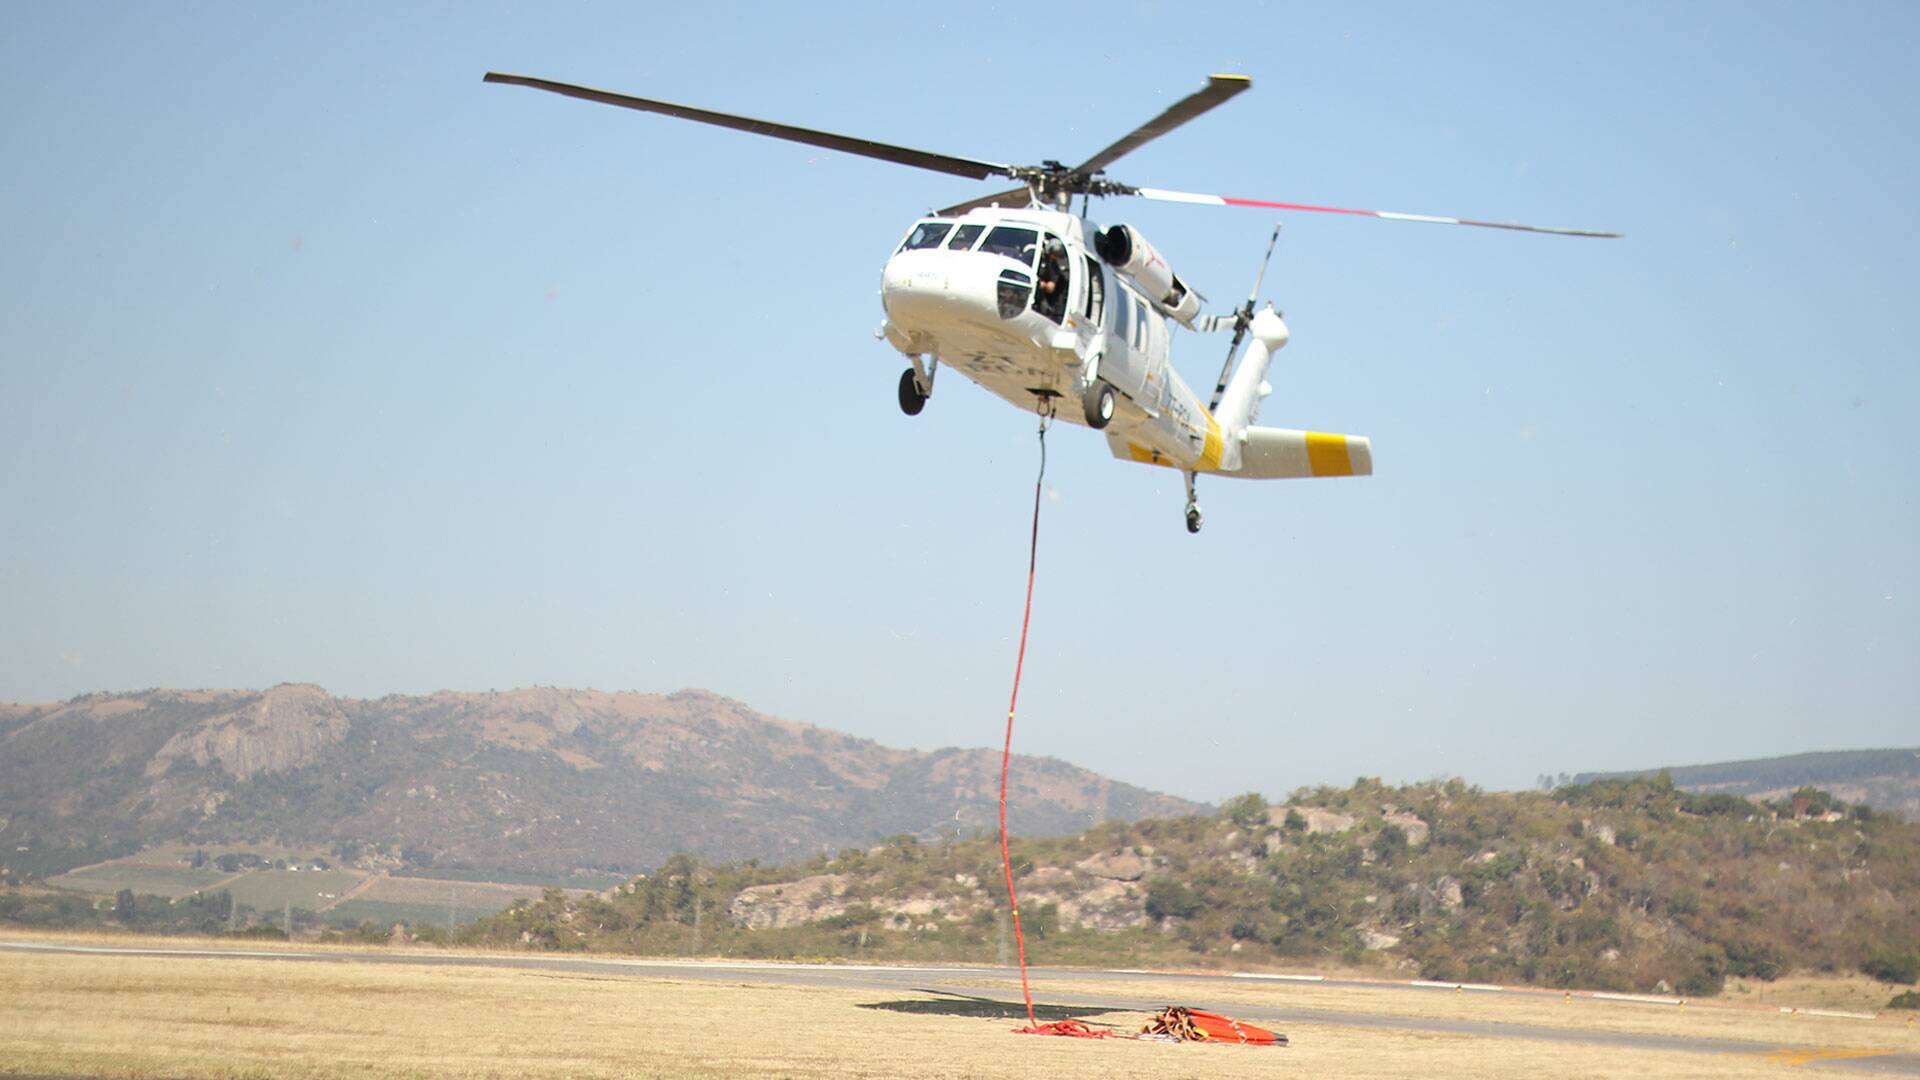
[7,940,1918,1075]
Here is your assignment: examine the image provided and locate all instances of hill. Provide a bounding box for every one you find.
[466,775,1920,997]
[0,685,1202,880]
[1573,748,1920,821]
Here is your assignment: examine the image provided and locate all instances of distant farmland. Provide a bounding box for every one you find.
[327,899,500,928]
[46,850,601,926]
[48,863,234,899]
[222,870,368,912]
[326,875,591,927]
[358,874,572,910]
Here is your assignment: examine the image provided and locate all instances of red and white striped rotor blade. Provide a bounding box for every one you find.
[1135,187,1621,238]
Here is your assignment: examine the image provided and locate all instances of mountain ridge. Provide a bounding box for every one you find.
[1573,748,1920,821]
[0,684,1204,878]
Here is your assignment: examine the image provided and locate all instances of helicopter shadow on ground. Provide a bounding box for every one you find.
[858,989,1128,1022]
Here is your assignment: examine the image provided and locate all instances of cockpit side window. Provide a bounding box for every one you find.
[978,226,1040,267]
[898,221,953,252]
[1033,233,1069,323]
[946,224,985,251]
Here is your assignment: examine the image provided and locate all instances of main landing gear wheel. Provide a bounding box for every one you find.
[1186,506,1204,534]
[897,368,928,416]
[1083,378,1116,429]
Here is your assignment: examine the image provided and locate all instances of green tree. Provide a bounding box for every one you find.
[1372,825,1409,865]
[1222,793,1269,830]
[1863,953,1920,986]
[1144,880,1202,921]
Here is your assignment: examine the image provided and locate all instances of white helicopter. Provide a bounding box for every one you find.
[485,73,1616,532]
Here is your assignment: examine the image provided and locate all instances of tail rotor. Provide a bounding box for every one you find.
[1208,224,1283,414]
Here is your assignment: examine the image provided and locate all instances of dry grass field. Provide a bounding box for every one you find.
[1,935,1916,1080]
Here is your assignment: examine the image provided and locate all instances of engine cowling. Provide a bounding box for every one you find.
[1094,224,1202,326]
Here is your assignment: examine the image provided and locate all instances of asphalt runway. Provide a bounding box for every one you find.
[7,940,1919,1075]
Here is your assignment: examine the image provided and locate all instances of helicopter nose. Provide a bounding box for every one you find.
[882,253,1006,327]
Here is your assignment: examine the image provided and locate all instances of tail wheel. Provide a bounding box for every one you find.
[1083,378,1116,429]
[1185,506,1203,534]
[898,368,927,416]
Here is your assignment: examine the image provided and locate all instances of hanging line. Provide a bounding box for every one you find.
[998,398,1052,1031]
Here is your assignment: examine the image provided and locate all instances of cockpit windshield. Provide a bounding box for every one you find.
[946,223,985,251]
[897,221,952,252]
[978,226,1039,267]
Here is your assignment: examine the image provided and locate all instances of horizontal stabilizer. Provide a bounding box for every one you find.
[1236,427,1372,479]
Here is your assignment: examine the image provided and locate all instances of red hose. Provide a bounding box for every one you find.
[998,413,1048,1030]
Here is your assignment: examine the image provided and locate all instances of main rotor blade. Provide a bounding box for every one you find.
[934,185,1036,217]
[1075,75,1252,176]
[1135,187,1621,238]
[484,72,1015,183]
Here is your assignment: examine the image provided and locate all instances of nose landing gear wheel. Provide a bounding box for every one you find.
[1083,378,1116,429]
[898,368,928,416]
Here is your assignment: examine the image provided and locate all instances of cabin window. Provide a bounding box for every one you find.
[898,221,952,252]
[978,226,1039,267]
[1111,286,1131,342]
[946,223,985,251]
[996,270,1032,320]
[1082,255,1104,323]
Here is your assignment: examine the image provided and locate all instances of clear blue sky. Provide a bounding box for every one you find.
[3,2,1915,803]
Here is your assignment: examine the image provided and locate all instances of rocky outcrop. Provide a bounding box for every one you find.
[1266,806,1358,834]
[1075,850,1149,881]
[728,874,851,930]
[1000,864,1150,930]
[1382,811,1429,846]
[146,684,349,780]
[723,853,1165,935]
[1058,879,1149,929]
[1360,927,1402,950]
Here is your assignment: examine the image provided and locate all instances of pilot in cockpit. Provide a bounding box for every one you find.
[1034,237,1068,320]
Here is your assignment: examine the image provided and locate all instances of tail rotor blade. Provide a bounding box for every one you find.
[1135,187,1622,238]
[1245,222,1282,307]
[1208,225,1283,414]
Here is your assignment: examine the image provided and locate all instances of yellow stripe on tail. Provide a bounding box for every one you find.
[1304,432,1356,477]
[1235,427,1374,479]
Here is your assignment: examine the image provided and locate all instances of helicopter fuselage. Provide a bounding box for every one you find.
[879,206,1226,473]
